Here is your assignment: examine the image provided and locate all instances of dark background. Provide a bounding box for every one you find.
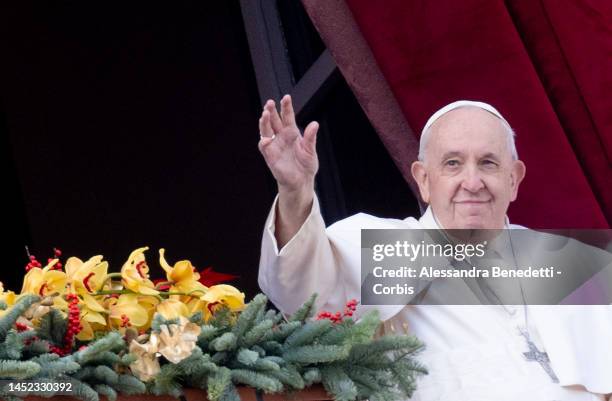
[0,1,417,296]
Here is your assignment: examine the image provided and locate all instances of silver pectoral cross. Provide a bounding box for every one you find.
[519,329,559,383]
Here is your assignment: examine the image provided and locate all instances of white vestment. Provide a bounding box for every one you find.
[258,195,612,401]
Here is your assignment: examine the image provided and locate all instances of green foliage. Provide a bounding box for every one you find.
[37,308,67,344]
[288,293,318,323]
[0,295,39,341]
[0,360,40,379]
[0,292,426,401]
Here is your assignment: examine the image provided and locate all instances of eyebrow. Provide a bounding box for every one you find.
[440,151,501,161]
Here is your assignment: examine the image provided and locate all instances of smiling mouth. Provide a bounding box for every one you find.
[455,200,490,204]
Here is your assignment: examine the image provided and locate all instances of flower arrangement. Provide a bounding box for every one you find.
[0,248,426,401]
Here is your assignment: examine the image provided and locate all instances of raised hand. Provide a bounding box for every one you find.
[258,95,319,193]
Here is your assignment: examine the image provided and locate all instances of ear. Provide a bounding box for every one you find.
[509,160,526,202]
[411,161,430,203]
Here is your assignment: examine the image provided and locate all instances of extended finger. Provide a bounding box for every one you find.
[280,94,297,127]
[264,100,283,133]
[303,121,319,153]
[259,110,275,138]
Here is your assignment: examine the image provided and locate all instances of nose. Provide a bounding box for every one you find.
[460,165,485,193]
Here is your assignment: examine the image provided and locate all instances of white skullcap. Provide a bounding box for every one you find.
[421,100,509,137]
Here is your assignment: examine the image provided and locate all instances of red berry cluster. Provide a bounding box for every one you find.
[25,248,63,272]
[15,322,30,332]
[49,293,82,356]
[316,299,358,323]
[47,247,63,271]
[25,255,42,271]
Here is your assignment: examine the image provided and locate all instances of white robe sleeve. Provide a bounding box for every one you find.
[258,194,346,316]
[258,193,409,321]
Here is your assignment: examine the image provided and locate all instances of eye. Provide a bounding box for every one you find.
[481,159,498,167]
[445,159,460,167]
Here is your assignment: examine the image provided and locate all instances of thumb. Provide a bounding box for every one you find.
[303,121,319,153]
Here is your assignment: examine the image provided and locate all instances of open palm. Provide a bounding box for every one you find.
[258,95,319,191]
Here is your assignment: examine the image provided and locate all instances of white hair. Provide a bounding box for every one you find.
[417,101,518,162]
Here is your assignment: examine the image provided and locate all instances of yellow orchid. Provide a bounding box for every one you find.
[0,282,17,317]
[158,249,208,296]
[0,282,16,306]
[197,284,245,321]
[64,255,110,340]
[107,294,151,331]
[156,297,190,320]
[121,247,158,296]
[20,259,67,298]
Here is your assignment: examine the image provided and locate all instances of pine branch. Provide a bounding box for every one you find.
[282,344,350,364]
[288,293,318,323]
[320,365,358,401]
[282,319,332,350]
[232,294,267,346]
[0,360,40,379]
[0,295,39,341]
[37,308,67,344]
[207,366,232,401]
[230,369,283,393]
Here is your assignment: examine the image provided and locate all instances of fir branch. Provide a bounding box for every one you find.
[208,304,233,329]
[266,363,304,390]
[320,365,358,401]
[230,369,283,393]
[0,360,40,379]
[237,348,259,366]
[210,332,237,352]
[66,377,99,401]
[242,319,274,347]
[22,339,50,357]
[303,367,322,386]
[0,295,39,341]
[73,332,125,365]
[283,319,332,350]
[150,362,183,397]
[0,330,24,359]
[94,384,117,401]
[37,308,67,344]
[260,341,283,355]
[251,344,266,357]
[252,358,280,372]
[232,294,267,346]
[207,366,232,401]
[264,321,301,342]
[35,358,80,378]
[113,374,146,395]
[288,293,318,323]
[219,381,241,401]
[282,344,350,364]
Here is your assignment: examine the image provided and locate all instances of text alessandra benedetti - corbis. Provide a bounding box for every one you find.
[372,265,558,278]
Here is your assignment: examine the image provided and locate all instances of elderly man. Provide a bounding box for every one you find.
[257,96,611,400]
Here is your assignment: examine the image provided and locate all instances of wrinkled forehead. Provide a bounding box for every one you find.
[426,107,511,159]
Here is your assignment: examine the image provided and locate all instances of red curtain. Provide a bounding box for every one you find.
[306,0,611,228]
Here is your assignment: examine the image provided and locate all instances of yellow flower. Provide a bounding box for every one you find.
[156,297,189,320]
[0,282,17,317]
[121,247,158,296]
[158,249,208,296]
[199,284,245,321]
[20,259,67,297]
[0,282,16,306]
[65,255,108,293]
[108,294,150,329]
[64,255,109,340]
